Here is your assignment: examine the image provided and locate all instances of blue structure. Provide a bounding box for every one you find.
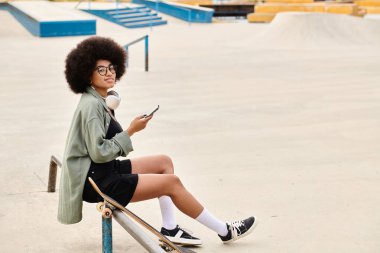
[0,0,214,36]
[102,217,113,253]
[132,0,214,23]
[83,6,167,29]
[1,1,96,37]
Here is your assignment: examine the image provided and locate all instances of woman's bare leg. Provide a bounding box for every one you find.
[128,156,257,242]
[131,155,174,175]
[130,155,178,229]
[130,174,204,219]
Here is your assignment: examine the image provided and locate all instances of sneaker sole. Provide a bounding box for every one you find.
[223,219,258,244]
[160,238,203,246]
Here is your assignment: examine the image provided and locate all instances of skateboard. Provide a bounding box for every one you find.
[88,177,197,253]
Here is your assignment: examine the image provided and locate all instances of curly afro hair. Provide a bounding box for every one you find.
[65,36,127,94]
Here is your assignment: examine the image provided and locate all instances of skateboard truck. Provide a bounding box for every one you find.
[97,201,114,219]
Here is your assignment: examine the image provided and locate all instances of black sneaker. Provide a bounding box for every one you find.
[218,216,257,243]
[160,225,203,246]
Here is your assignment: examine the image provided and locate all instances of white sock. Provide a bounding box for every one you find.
[159,196,177,230]
[196,208,228,236]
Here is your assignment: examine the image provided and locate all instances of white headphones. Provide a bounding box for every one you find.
[106,90,121,110]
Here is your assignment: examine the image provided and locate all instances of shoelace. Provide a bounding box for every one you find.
[229,220,245,239]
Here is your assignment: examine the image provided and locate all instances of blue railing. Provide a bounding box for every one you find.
[124,35,149,72]
[46,156,164,253]
[75,0,121,10]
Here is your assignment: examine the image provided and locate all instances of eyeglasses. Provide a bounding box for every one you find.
[95,64,117,76]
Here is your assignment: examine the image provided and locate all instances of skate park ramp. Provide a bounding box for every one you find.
[253,12,380,48]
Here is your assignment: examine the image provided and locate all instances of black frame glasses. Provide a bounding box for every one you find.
[95,64,117,76]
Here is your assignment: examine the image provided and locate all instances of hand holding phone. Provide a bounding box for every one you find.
[143,105,159,118]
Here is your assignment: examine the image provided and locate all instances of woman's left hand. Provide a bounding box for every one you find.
[126,115,153,136]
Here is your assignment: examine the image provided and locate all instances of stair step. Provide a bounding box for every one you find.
[106,8,150,15]
[119,16,162,24]
[85,5,167,29]
[112,12,157,19]
[125,19,167,28]
[105,8,129,15]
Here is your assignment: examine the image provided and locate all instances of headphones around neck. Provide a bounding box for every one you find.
[106,90,121,110]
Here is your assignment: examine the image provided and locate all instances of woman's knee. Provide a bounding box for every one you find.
[158,154,174,174]
[166,174,183,192]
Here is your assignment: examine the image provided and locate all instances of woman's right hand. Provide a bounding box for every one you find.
[126,115,153,137]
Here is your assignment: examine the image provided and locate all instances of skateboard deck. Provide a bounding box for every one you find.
[88,177,197,253]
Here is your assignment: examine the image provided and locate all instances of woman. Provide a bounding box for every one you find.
[57,36,256,245]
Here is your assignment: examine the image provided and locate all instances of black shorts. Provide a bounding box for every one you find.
[83,159,138,207]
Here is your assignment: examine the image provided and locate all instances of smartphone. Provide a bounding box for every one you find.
[144,105,159,118]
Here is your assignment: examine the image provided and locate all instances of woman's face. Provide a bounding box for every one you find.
[91,59,117,96]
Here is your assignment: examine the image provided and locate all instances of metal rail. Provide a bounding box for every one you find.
[47,155,164,252]
[124,35,149,72]
[113,210,165,253]
[75,0,92,10]
[75,0,120,10]
[47,155,62,192]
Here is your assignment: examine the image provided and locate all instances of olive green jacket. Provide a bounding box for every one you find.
[57,87,133,224]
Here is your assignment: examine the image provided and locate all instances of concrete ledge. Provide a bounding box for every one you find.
[355,0,380,7]
[5,1,96,37]
[364,6,380,12]
[255,3,323,13]
[132,0,214,22]
[247,12,276,22]
[255,3,360,15]
[265,0,315,3]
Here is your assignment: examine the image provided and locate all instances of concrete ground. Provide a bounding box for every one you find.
[1,3,380,253]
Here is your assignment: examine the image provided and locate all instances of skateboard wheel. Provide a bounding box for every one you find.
[96,202,104,212]
[159,242,174,252]
[102,207,112,218]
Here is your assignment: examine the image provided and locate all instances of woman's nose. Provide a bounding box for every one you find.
[106,70,113,76]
